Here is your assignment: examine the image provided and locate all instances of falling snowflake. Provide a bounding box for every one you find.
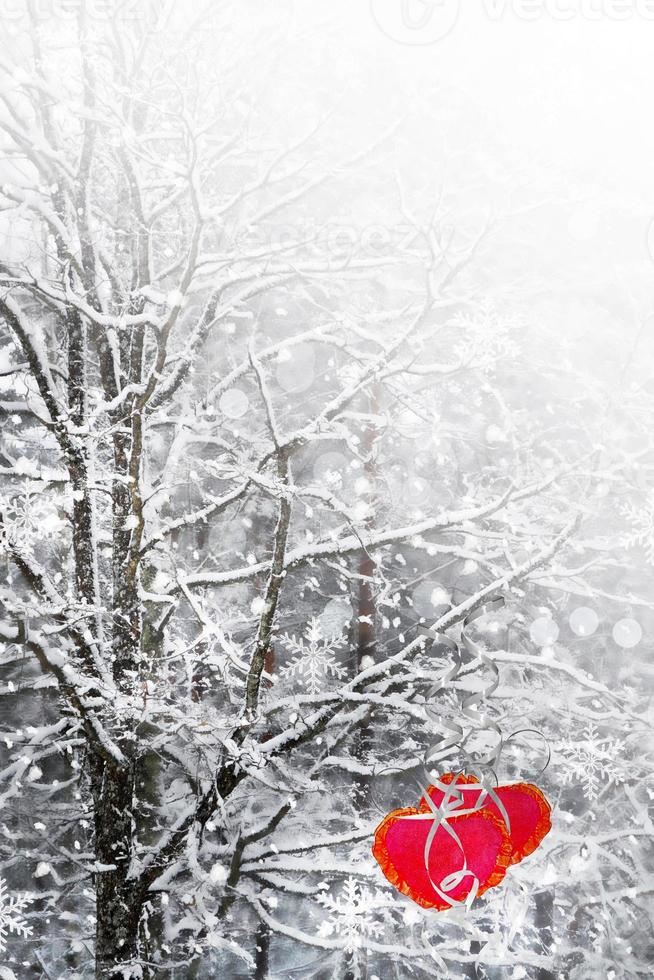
[453,304,522,373]
[559,722,625,801]
[280,617,347,694]
[1,489,66,553]
[0,877,33,953]
[316,877,384,953]
[619,492,654,564]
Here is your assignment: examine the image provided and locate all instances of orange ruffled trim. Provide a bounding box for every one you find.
[372,804,513,911]
[426,773,552,866]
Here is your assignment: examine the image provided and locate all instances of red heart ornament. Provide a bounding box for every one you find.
[423,773,552,866]
[372,804,512,911]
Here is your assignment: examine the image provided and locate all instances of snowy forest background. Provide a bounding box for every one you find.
[0,1,653,978]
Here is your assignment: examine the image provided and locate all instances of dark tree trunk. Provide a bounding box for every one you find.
[353,394,379,808]
[111,416,143,683]
[464,939,483,978]
[534,890,556,980]
[90,756,145,979]
[353,546,376,807]
[64,293,146,978]
[91,330,146,977]
[254,921,271,980]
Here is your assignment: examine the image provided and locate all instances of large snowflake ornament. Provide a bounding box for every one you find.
[1,489,66,553]
[316,877,384,953]
[0,877,33,953]
[453,304,522,373]
[280,617,347,694]
[619,492,654,564]
[559,722,625,801]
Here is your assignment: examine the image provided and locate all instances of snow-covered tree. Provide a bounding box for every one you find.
[0,3,652,979]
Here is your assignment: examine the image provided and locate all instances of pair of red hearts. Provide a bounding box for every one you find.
[372,773,551,910]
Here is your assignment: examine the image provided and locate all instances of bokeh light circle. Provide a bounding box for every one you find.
[569,606,599,637]
[219,388,249,418]
[612,618,642,649]
[529,616,559,647]
[319,598,353,635]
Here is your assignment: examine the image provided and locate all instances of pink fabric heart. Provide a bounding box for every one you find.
[373,802,512,910]
[423,773,552,865]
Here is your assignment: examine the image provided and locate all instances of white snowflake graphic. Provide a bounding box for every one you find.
[620,492,654,564]
[0,877,33,953]
[316,877,384,953]
[453,304,522,373]
[559,722,625,801]
[1,490,66,553]
[281,617,347,694]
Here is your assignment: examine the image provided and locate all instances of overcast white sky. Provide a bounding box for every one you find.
[275,0,654,293]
